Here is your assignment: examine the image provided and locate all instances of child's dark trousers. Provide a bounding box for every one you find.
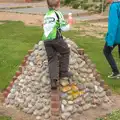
[44,37,70,81]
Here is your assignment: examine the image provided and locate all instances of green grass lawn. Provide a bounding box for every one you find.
[0,21,120,93]
[97,110,120,120]
[0,116,12,120]
[0,21,41,91]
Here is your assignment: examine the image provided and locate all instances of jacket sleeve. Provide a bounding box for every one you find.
[106,3,119,46]
[56,11,70,31]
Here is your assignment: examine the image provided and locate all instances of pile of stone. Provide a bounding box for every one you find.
[5,41,51,120]
[60,39,110,120]
[4,37,110,120]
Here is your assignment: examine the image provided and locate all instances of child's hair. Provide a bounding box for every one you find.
[47,0,59,9]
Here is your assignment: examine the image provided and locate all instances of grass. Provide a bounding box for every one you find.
[96,110,120,120]
[0,21,42,91]
[0,21,120,94]
[0,116,12,120]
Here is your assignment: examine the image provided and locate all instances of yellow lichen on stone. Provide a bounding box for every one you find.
[67,95,74,100]
[72,91,80,99]
[71,84,79,92]
[79,91,85,96]
[61,86,71,92]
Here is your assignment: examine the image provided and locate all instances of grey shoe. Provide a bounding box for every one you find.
[108,72,120,79]
[51,79,57,90]
[60,71,73,79]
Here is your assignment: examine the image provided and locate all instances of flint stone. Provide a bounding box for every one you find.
[43,107,50,112]
[78,107,83,114]
[45,113,50,119]
[33,109,39,116]
[23,108,29,113]
[61,112,71,119]
[60,80,69,86]
[27,106,35,114]
[68,101,74,105]
[85,83,94,89]
[99,92,106,98]
[36,116,41,120]
[79,61,86,68]
[83,104,91,111]
[7,94,15,99]
[62,100,67,105]
[65,105,73,112]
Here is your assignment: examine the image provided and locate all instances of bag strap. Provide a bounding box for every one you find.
[54,11,60,22]
[54,11,63,39]
[54,11,61,30]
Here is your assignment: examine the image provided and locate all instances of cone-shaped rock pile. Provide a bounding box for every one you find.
[4,37,110,120]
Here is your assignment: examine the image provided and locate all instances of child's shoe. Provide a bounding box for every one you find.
[108,72,120,79]
[51,79,57,90]
[60,71,73,79]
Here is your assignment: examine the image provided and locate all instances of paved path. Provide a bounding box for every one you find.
[0,5,87,15]
[0,2,46,8]
[0,2,108,22]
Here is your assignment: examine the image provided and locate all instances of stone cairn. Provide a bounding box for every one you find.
[3,37,111,120]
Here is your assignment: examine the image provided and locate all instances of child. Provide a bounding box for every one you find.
[42,0,73,89]
[103,0,120,78]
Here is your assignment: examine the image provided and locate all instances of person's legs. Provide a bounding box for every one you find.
[53,38,72,78]
[44,41,59,89]
[103,43,119,78]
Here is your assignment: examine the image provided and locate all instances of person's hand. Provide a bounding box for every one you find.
[110,46,113,48]
[108,46,113,49]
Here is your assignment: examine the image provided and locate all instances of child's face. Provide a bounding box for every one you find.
[106,0,113,3]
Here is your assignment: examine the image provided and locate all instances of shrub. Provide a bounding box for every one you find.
[64,0,72,5]
[71,0,83,9]
[62,0,108,13]
[72,3,80,9]
[81,3,93,10]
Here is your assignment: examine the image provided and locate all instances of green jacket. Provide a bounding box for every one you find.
[42,9,70,41]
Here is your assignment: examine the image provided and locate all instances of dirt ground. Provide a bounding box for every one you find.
[73,21,108,39]
[73,95,120,120]
[0,11,108,39]
[0,93,120,120]
[0,12,43,26]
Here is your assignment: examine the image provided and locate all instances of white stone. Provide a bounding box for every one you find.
[62,100,67,105]
[68,101,74,105]
[28,103,33,108]
[33,109,39,116]
[94,85,98,92]
[79,61,86,68]
[66,105,73,112]
[29,62,34,66]
[61,104,65,112]
[83,104,91,111]
[89,73,94,78]
[44,114,50,119]
[23,108,29,113]
[43,107,50,112]
[36,116,41,120]
[61,112,71,119]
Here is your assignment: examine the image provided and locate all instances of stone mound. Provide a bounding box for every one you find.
[4,37,111,120]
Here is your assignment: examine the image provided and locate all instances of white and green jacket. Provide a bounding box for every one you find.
[42,9,70,41]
